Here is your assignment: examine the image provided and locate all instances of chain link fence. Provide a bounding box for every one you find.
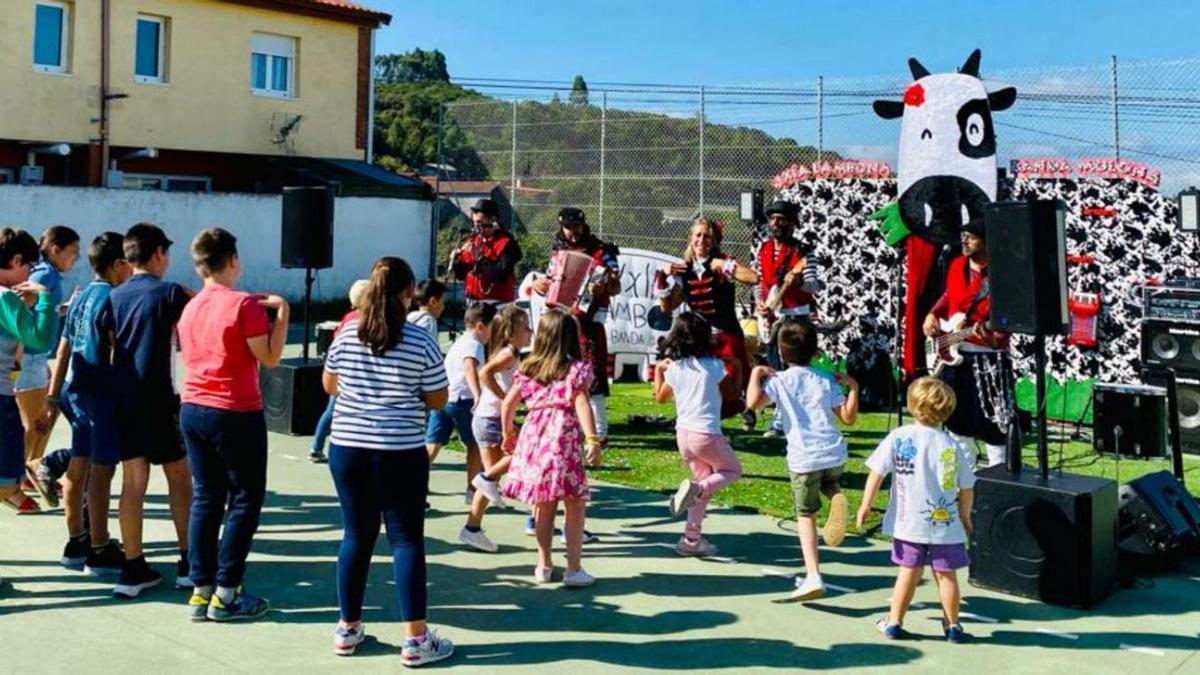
[437,56,1200,273]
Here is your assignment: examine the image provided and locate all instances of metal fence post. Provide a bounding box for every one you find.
[1111,54,1120,161]
[430,102,445,280]
[698,85,706,215]
[511,99,518,228]
[817,75,824,164]
[599,91,607,236]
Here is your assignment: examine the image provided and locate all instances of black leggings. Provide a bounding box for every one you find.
[329,444,430,623]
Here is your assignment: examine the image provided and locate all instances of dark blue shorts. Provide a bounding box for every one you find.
[424,399,476,446]
[62,389,121,466]
[0,395,24,485]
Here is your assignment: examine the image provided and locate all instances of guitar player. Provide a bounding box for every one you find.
[922,219,1012,468]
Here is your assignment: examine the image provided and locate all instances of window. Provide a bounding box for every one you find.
[250,33,296,98]
[33,2,70,73]
[135,15,167,83]
[122,173,212,193]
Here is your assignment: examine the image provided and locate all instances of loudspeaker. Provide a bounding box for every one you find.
[261,357,328,436]
[969,465,1118,608]
[1118,470,1200,571]
[1092,382,1170,458]
[984,200,1069,335]
[1174,373,1200,455]
[281,186,334,269]
[315,321,340,357]
[1141,318,1200,373]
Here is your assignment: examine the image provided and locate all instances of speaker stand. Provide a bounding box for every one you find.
[303,266,314,361]
[1035,333,1050,479]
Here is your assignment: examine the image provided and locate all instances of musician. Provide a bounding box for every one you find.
[754,200,821,436]
[450,198,523,306]
[656,217,759,417]
[922,219,1012,468]
[530,207,620,441]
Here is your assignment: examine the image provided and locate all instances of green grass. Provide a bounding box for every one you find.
[451,382,1200,537]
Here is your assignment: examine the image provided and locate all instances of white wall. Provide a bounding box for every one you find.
[0,186,433,302]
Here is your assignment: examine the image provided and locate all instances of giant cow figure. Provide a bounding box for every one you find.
[869,49,1016,376]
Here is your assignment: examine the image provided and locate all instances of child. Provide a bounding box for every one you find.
[425,303,496,502]
[857,377,976,642]
[178,228,290,622]
[746,320,858,601]
[310,279,370,463]
[653,312,742,557]
[459,306,532,553]
[407,279,447,338]
[40,233,132,575]
[100,222,194,598]
[501,309,602,586]
[0,229,58,514]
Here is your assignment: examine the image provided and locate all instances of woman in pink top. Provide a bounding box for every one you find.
[176,228,289,622]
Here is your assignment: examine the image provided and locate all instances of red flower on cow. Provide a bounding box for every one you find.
[903,83,925,107]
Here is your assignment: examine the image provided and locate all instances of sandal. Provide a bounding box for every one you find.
[4,493,41,515]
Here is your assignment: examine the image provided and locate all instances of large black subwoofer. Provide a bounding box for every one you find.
[969,465,1118,608]
[261,358,328,436]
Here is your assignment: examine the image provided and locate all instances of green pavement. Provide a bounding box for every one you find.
[2,425,1199,673]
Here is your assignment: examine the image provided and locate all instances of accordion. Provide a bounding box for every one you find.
[547,250,597,309]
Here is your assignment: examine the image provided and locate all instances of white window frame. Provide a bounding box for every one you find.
[134,15,167,84]
[250,33,296,99]
[33,1,70,74]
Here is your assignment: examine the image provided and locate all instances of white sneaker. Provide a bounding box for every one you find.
[524,516,537,536]
[471,473,507,509]
[334,622,366,656]
[563,568,595,588]
[457,527,498,553]
[790,575,825,601]
[674,536,718,557]
[668,479,701,518]
[533,566,554,584]
[559,529,599,545]
[401,629,454,668]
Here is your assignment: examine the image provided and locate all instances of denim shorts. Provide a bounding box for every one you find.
[472,415,502,446]
[14,352,49,392]
[891,539,970,571]
[424,399,476,446]
[62,389,121,466]
[0,395,26,484]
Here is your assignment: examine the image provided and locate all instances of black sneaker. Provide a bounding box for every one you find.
[84,540,125,576]
[175,557,192,590]
[308,449,327,464]
[61,534,90,568]
[113,557,161,598]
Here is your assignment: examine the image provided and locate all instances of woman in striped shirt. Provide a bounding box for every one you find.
[322,257,454,666]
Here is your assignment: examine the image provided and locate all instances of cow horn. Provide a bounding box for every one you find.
[908,57,930,80]
[959,49,982,77]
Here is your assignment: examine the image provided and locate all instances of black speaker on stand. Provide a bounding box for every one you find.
[265,186,335,435]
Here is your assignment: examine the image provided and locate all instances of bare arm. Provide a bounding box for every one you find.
[855,471,886,529]
[652,359,674,404]
[574,387,602,464]
[322,371,338,396]
[479,348,516,402]
[834,373,860,426]
[658,282,685,313]
[958,487,975,535]
[38,337,71,432]
[746,365,774,411]
[463,357,482,402]
[247,296,290,368]
[500,383,523,451]
[422,387,448,411]
[732,260,760,285]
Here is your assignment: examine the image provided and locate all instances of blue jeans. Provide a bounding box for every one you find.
[181,403,268,588]
[0,395,25,485]
[329,443,429,623]
[312,395,336,452]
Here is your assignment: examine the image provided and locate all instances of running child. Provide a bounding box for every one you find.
[406,279,446,338]
[653,312,742,557]
[501,309,603,587]
[746,319,859,601]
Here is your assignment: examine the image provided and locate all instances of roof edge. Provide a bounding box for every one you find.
[225,0,391,27]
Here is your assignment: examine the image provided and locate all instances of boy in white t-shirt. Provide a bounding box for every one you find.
[857,376,976,643]
[746,320,859,601]
[406,279,446,338]
[425,303,495,501]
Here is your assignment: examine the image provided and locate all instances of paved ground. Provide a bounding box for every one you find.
[2,424,1200,673]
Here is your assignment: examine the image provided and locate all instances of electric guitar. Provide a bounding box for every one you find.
[925,313,977,376]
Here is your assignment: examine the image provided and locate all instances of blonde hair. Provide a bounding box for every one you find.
[348,279,370,310]
[520,309,581,384]
[487,305,529,357]
[908,377,957,426]
[682,217,723,262]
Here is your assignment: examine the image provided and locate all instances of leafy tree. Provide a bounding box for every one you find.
[375,48,449,84]
[569,75,589,106]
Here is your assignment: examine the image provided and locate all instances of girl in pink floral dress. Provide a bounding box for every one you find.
[501,309,603,587]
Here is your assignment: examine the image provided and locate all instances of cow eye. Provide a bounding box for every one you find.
[920,129,933,141]
[965,113,985,146]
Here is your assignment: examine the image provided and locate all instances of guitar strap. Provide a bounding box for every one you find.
[963,270,989,322]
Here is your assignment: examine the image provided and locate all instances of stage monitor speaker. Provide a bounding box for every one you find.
[1092,382,1170,458]
[969,465,1118,608]
[281,186,334,270]
[1173,373,1200,455]
[984,200,1069,335]
[1118,470,1200,571]
[262,357,328,436]
[1141,318,1200,373]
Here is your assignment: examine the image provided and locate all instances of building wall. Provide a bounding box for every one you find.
[0,0,366,159]
[0,185,433,301]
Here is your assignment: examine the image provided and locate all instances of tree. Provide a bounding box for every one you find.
[569,75,589,106]
[375,48,449,84]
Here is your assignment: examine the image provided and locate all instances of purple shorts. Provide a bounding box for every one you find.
[891,539,970,571]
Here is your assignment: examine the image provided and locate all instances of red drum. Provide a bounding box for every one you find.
[547,250,596,309]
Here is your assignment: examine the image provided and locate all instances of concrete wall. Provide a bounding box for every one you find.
[0,185,432,302]
[0,0,366,159]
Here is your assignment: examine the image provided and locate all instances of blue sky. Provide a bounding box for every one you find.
[371,0,1195,85]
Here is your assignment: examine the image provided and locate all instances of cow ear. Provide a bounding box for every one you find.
[873,100,905,119]
[987,87,1017,111]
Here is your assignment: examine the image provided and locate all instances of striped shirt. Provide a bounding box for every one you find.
[325,319,448,450]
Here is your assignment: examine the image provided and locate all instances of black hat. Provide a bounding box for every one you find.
[962,218,986,237]
[469,198,499,217]
[763,200,798,221]
[558,207,586,223]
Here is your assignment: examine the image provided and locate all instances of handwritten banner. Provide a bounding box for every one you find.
[1010,157,1161,188]
[772,161,892,189]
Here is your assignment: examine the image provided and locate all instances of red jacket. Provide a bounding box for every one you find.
[931,256,1007,348]
[757,239,814,311]
[452,231,522,303]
